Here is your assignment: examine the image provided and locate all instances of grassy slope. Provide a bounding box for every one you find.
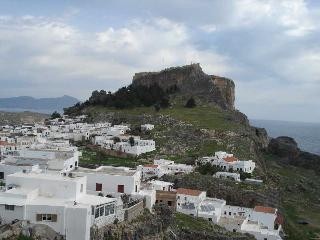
[85,105,255,159]
[86,105,242,130]
[264,154,320,240]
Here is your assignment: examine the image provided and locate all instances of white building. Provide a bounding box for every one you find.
[1,149,80,178]
[0,172,117,240]
[114,139,155,156]
[72,166,141,196]
[154,159,194,174]
[214,172,241,182]
[176,188,207,216]
[200,151,255,174]
[137,164,164,180]
[149,180,173,192]
[220,205,283,240]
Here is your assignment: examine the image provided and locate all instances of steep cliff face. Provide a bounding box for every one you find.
[132,63,235,110]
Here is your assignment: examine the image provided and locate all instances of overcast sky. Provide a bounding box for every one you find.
[0,0,319,122]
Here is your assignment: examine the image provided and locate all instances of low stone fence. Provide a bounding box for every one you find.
[124,200,144,221]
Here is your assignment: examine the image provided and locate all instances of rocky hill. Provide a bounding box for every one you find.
[132,63,235,110]
[67,63,320,239]
[268,136,320,174]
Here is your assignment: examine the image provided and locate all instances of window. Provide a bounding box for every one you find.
[229,212,231,216]
[117,185,124,193]
[80,184,84,193]
[208,218,212,221]
[70,165,73,169]
[96,183,102,191]
[5,205,14,211]
[95,208,99,218]
[0,172,4,179]
[184,197,187,200]
[99,206,104,216]
[36,214,57,222]
[233,229,236,232]
[224,211,227,215]
[91,206,95,215]
[135,185,138,192]
[105,205,115,216]
[168,201,172,206]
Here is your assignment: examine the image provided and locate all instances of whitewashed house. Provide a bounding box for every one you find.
[137,164,165,180]
[3,149,80,174]
[0,172,117,240]
[114,139,155,156]
[176,188,207,216]
[72,166,141,196]
[154,159,194,174]
[220,205,283,240]
[149,180,173,191]
[200,151,255,173]
[214,172,241,182]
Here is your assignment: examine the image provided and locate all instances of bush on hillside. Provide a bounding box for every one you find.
[51,111,61,119]
[185,97,196,108]
[64,83,177,115]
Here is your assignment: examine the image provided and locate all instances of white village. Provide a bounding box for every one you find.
[0,114,283,240]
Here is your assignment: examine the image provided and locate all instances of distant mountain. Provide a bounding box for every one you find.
[0,95,79,112]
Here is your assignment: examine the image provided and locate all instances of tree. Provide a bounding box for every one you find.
[154,104,160,112]
[159,97,170,108]
[185,97,196,108]
[129,136,135,146]
[240,171,252,181]
[51,111,61,119]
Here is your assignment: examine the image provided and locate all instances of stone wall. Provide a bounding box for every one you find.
[124,200,144,221]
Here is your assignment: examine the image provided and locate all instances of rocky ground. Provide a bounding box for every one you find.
[0,220,63,240]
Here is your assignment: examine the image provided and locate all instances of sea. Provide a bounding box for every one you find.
[250,119,320,155]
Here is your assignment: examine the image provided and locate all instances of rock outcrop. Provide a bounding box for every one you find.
[268,136,320,174]
[0,221,63,240]
[132,64,235,110]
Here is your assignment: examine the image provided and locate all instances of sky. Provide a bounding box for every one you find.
[0,0,319,122]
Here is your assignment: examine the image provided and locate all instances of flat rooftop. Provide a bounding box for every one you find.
[75,166,137,176]
[218,216,245,226]
[9,172,84,181]
[5,156,69,162]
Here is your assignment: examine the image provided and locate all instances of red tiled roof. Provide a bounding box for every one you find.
[254,206,276,214]
[223,156,238,162]
[176,188,203,196]
[143,164,159,168]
